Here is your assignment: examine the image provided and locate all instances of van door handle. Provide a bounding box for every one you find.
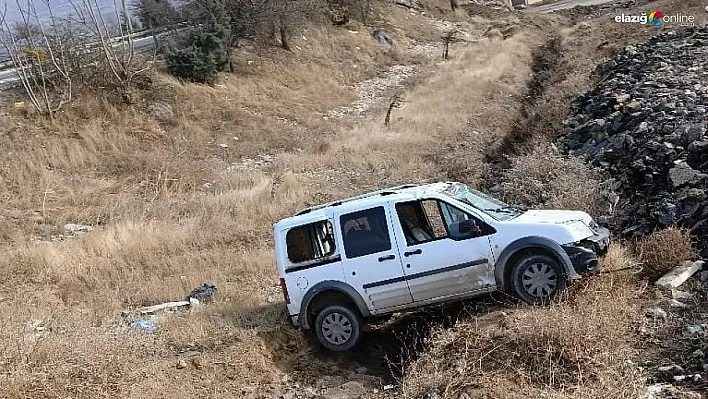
[378,254,396,262]
[404,249,422,257]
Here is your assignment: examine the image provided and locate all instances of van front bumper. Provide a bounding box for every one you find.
[563,227,611,275]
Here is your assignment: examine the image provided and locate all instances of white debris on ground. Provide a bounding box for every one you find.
[228,153,277,171]
[325,65,417,119]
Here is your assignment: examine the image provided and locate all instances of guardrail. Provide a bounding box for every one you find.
[0,31,172,91]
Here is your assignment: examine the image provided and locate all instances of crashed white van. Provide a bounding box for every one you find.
[273,181,610,351]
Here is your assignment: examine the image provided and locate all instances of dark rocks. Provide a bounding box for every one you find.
[557,26,708,256]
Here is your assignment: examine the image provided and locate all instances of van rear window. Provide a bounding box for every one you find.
[286,220,336,264]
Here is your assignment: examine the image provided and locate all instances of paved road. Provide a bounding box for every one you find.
[0,34,159,88]
[523,0,618,13]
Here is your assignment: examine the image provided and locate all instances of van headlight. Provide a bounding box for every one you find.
[588,219,600,234]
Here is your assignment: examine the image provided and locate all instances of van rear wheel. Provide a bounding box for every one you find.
[314,305,362,352]
[511,253,566,305]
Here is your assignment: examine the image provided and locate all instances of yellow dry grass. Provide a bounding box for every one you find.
[0,0,684,397]
[633,227,696,278]
[0,2,547,397]
[401,247,646,399]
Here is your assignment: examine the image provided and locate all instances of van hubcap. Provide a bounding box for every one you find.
[522,262,558,298]
[321,312,353,345]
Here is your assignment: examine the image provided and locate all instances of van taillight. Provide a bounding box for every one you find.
[279,278,290,304]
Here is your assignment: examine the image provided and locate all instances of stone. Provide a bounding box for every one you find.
[149,101,174,123]
[645,307,667,319]
[668,162,706,187]
[684,123,705,143]
[656,261,704,289]
[669,299,689,309]
[671,289,693,300]
[64,223,93,233]
[372,29,395,53]
[658,364,684,373]
[556,27,708,259]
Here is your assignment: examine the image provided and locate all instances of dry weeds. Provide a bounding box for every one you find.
[633,227,697,278]
[401,255,646,399]
[496,143,608,216]
[0,0,692,397]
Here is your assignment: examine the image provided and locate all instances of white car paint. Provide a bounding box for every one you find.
[273,181,609,327]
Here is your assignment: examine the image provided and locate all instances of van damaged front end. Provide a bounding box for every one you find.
[562,224,611,275]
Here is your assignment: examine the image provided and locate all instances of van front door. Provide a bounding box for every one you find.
[392,199,496,303]
[337,205,413,311]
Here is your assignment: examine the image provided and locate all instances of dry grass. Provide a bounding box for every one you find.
[633,227,696,278]
[401,255,646,399]
[0,0,681,397]
[496,143,608,215]
[0,2,548,397]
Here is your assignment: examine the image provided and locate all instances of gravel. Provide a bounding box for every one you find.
[557,27,708,256]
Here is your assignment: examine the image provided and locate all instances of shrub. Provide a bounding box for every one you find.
[496,143,608,216]
[402,272,644,398]
[634,227,696,278]
[165,24,230,84]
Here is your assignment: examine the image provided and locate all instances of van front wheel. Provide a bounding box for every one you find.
[314,305,362,352]
[511,253,566,305]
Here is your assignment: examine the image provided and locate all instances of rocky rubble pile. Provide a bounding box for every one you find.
[557,27,708,256]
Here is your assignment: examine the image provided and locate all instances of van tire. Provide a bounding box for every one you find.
[314,305,362,352]
[510,253,566,305]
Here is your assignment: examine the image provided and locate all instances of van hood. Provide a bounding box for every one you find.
[509,209,593,226]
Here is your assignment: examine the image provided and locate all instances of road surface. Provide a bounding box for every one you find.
[0,33,159,88]
[523,0,618,13]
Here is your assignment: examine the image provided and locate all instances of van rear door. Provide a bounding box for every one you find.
[336,205,413,311]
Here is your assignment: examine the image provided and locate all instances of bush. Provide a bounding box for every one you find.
[165,24,230,84]
[402,272,644,398]
[495,143,608,216]
[634,227,696,278]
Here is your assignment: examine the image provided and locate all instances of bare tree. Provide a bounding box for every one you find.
[69,0,153,103]
[0,0,72,119]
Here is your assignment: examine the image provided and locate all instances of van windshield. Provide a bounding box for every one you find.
[441,183,522,221]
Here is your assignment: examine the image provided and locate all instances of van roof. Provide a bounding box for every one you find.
[274,181,457,230]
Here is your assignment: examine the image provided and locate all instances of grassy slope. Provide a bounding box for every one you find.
[0,0,704,397]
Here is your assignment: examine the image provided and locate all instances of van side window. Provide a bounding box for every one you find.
[286,220,336,263]
[396,201,448,245]
[340,206,391,259]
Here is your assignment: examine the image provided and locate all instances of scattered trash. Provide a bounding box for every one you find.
[383,383,397,391]
[138,300,190,315]
[121,285,218,334]
[176,358,187,369]
[133,316,157,333]
[187,283,217,303]
[219,143,229,148]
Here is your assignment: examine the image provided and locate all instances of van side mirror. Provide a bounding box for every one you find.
[458,219,482,236]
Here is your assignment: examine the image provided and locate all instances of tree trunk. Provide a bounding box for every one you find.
[279,19,290,51]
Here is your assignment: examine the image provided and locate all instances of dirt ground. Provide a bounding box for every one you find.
[0,0,706,398]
